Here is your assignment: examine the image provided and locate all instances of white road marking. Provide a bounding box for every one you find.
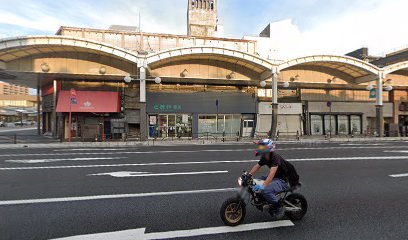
[0,188,236,206]
[51,220,294,240]
[0,159,258,170]
[1,156,408,171]
[340,143,387,146]
[5,157,126,163]
[1,145,408,157]
[384,150,408,153]
[389,173,408,178]
[89,170,228,178]
[289,156,408,162]
[53,148,126,152]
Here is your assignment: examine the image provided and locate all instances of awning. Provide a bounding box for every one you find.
[56,91,120,113]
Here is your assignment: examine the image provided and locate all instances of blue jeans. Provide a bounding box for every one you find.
[259,176,289,204]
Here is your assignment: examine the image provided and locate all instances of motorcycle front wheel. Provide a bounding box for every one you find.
[284,193,308,221]
[220,197,246,226]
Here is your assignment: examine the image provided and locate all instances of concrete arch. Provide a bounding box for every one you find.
[0,35,139,64]
[278,55,380,83]
[383,61,408,75]
[145,46,276,77]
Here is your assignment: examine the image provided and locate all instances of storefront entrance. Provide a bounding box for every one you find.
[149,114,192,138]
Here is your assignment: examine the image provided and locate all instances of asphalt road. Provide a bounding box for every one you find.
[0,141,407,240]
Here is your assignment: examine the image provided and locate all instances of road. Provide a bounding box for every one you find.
[0,141,407,239]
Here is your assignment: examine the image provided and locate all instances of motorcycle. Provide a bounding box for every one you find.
[220,171,308,226]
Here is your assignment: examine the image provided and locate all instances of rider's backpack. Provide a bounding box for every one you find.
[282,159,300,187]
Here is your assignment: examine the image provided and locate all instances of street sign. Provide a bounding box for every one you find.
[70,98,77,105]
[326,101,332,107]
[369,89,376,98]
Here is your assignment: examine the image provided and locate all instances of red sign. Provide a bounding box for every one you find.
[56,91,120,113]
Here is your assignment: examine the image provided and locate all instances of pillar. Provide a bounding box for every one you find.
[139,67,147,141]
[52,80,57,137]
[376,73,384,137]
[269,70,279,139]
[36,76,41,135]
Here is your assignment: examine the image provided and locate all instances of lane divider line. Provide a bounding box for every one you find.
[0,188,237,206]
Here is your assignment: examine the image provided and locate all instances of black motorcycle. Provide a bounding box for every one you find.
[220,171,308,226]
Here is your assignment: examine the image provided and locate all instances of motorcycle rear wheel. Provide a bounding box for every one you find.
[220,197,246,226]
[284,193,308,221]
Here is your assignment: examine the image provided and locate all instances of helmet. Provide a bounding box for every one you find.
[254,139,276,156]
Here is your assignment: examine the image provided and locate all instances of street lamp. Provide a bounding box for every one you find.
[260,80,267,88]
[282,82,290,88]
[123,75,162,84]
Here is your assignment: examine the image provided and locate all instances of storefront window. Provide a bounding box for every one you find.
[198,115,217,135]
[350,115,362,134]
[199,114,241,137]
[324,115,336,135]
[338,115,349,134]
[149,114,192,138]
[311,115,323,135]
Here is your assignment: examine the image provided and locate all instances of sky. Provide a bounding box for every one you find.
[0,0,407,59]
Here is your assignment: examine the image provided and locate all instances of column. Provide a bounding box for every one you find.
[376,73,384,137]
[52,80,57,137]
[139,67,147,141]
[269,69,279,139]
[36,75,41,135]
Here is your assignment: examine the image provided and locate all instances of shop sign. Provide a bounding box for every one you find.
[259,102,302,115]
[153,104,182,111]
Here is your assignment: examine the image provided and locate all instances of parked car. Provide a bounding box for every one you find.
[0,121,5,127]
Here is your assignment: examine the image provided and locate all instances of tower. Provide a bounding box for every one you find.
[187,0,218,37]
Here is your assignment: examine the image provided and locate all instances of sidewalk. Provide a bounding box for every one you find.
[0,136,407,149]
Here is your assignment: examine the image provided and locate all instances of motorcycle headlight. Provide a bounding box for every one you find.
[237,177,243,186]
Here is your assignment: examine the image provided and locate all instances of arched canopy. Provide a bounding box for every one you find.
[0,35,140,88]
[0,35,139,65]
[384,61,408,76]
[278,55,380,84]
[145,46,276,78]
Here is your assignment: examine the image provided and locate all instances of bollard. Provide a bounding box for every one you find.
[222,131,225,142]
[296,131,300,141]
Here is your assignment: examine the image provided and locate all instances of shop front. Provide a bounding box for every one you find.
[307,102,393,135]
[146,91,257,139]
[257,102,303,136]
[56,90,121,141]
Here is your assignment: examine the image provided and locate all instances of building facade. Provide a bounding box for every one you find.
[0,0,407,140]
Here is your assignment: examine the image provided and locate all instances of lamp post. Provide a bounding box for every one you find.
[366,76,393,137]
[123,72,162,140]
[38,63,50,135]
[260,68,283,140]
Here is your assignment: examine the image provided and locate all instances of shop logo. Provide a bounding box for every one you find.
[84,101,92,107]
[153,104,182,111]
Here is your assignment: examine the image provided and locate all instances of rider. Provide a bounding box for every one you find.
[249,139,289,213]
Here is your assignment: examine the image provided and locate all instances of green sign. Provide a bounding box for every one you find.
[369,89,376,99]
[153,104,182,111]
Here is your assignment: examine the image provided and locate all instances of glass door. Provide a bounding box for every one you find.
[168,115,176,137]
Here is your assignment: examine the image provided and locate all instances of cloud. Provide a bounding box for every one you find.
[0,0,406,61]
[248,0,408,59]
